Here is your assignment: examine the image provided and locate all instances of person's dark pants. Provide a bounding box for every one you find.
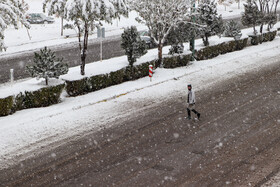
[187,104,199,118]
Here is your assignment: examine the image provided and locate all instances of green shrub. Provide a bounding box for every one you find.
[65,61,156,96]
[65,78,88,96]
[163,54,191,69]
[195,45,221,60]
[134,62,152,78]
[87,74,111,92]
[109,69,125,85]
[1,84,65,117]
[13,92,25,111]
[123,66,135,81]
[19,84,65,109]
[196,38,248,60]
[163,56,178,68]
[249,31,276,45]
[262,31,277,42]
[0,96,14,116]
[236,38,248,50]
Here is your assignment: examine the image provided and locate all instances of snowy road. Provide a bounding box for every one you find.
[0,60,279,186]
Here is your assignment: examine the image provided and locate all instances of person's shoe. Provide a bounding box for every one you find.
[197,113,200,120]
[187,116,191,120]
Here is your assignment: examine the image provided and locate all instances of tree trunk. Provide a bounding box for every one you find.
[45,77,48,86]
[253,26,257,35]
[260,24,263,44]
[202,36,209,46]
[260,24,263,34]
[80,25,89,75]
[61,17,64,36]
[158,42,163,67]
[80,53,86,75]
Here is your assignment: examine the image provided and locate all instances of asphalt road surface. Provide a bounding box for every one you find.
[0,60,279,186]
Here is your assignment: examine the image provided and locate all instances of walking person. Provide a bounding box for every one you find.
[187,84,200,120]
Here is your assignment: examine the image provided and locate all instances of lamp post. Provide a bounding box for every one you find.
[190,0,196,61]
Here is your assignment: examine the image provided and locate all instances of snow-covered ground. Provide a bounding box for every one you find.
[262,173,280,187]
[0,33,279,171]
[1,0,251,56]
[1,0,280,185]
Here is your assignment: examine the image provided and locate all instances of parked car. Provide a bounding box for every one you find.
[139,30,170,49]
[139,30,157,49]
[26,13,55,24]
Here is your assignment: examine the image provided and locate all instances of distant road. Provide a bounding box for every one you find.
[0,15,277,83]
[0,36,124,83]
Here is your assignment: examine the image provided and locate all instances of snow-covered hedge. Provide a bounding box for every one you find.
[249,30,277,45]
[196,38,248,60]
[162,54,192,69]
[0,84,65,117]
[0,96,14,116]
[14,84,65,110]
[65,61,156,97]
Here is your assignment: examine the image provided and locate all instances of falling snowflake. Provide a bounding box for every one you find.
[51,153,56,158]
[173,133,180,139]
[250,165,256,171]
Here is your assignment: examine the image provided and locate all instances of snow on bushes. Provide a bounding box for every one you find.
[195,38,248,60]
[0,96,13,116]
[249,30,277,45]
[224,20,242,40]
[0,83,65,117]
[65,61,156,97]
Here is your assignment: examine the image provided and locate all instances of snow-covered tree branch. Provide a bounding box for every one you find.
[197,0,224,46]
[43,0,66,36]
[254,0,279,32]
[44,0,129,75]
[130,0,193,67]
[0,0,29,51]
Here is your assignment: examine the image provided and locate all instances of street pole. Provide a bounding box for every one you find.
[98,27,105,62]
[238,0,240,9]
[10,69,14,84]
[190,0,196,61]
[100,37,103,62]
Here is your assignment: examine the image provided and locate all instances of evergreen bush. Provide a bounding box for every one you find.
[197,0,224,46]
[0,96,14,116]
[242,0,262,35]
[26,47,69,85]
[224,20,242,40]
[121,26,147,66]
